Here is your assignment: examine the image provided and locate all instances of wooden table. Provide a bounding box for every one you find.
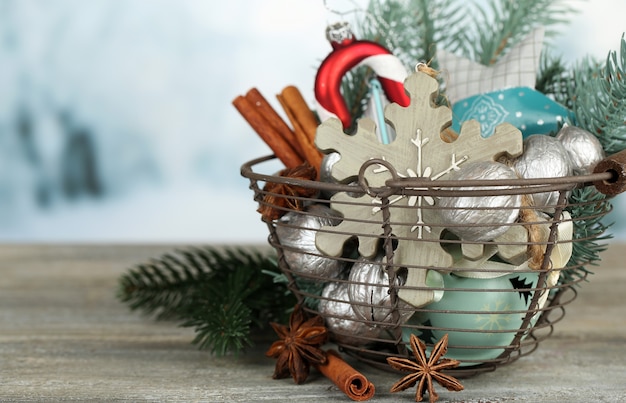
[1,244,625,402]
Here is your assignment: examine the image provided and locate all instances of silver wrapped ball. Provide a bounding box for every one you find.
[513,135,573,210]
[320,152,341,185]
[556,125,605,175]
[348,256,414,325]
[318,281,381,346]
[275,204,345,280]
[437,161,522,241]
[319,152,361,199]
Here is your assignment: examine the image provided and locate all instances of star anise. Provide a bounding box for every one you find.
[258,162,318,221]
[386,333,464,403]
[265,304,328,384]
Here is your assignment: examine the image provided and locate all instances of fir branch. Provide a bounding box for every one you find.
[360,0,412,61]
[339,0,578,125]
[359,0,471,68]
[340,66,372,131]
[536,51,576,109]
[341,0,472,122]
[184,297,253,356]
[572,34,626,155]
[406,0,472,68]
[117,250,214,319]
[467,0,577,65]
[117,246,295,355]
[565,187,613,284]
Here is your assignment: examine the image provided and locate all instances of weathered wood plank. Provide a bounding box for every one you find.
[1,244,625,402]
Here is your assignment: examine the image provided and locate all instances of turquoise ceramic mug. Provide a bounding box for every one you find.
[402,270,542,365]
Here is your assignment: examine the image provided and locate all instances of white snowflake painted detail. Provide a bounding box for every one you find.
[371,128,469,239]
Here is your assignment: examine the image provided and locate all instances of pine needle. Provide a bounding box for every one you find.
[117,246,295,356]
[565,187,613,284]
[571,34,626,155]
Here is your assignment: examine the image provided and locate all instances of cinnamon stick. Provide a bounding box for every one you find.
[277,93,323,176]
[316,349,375,401]
[232,95,303,169]
[244,88,306,161]
[279,86,319,144]
[593,148,626,196]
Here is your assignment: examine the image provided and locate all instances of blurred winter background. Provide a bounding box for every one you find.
[0,0,624,243]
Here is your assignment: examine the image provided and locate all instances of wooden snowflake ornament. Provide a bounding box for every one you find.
[315,70,523,308]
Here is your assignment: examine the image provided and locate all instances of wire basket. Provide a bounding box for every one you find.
[241,152,622,377]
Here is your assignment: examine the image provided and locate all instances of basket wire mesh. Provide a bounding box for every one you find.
[242,154,614,377]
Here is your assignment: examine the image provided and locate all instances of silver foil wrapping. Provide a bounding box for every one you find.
[513,134,573,210]
[275,204,345,280]
[320,152,341,186]
[556,125,605,175]
[318,281,381,346]
[319,152,361,199]
[437,161,522,241]
[347,256,414,325]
